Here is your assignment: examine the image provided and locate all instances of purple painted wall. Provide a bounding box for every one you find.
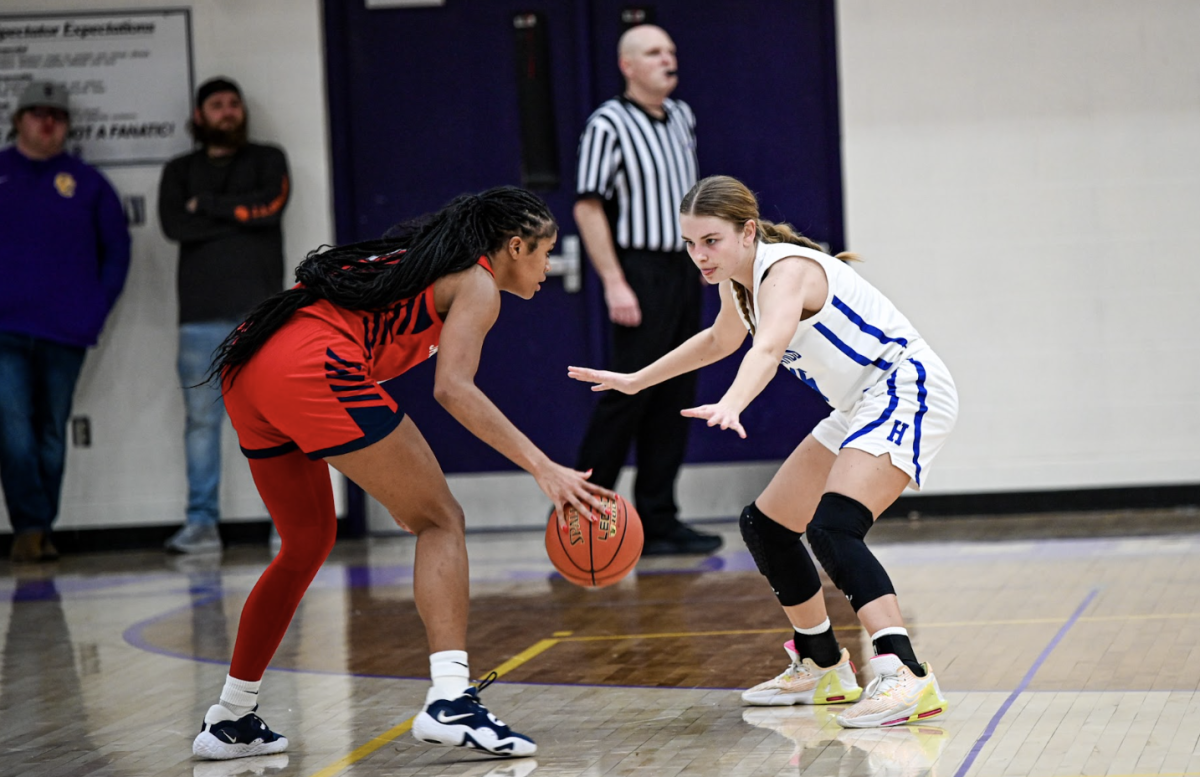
[323,0,843,474]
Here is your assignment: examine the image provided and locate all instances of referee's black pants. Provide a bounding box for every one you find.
[575,249,702,539]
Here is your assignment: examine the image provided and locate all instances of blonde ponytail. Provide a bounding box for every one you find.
[731,281,756,336]
[757,218,859,263]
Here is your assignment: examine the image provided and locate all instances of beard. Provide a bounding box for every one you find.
[191,115,249,149]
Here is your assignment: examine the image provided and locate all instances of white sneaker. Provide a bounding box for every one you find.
[742,641,862,706]
[166,523,222,554]
[192,704,288,760]
[412,674,536,757]
[835,654,948,728]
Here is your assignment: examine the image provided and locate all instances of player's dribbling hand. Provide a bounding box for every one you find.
[567,366,640,395]
[681,403,747,439]
[535,463,613,528]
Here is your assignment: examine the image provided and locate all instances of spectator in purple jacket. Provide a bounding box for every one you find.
[0,81,131,563]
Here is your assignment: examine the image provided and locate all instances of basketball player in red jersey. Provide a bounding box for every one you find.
[190,187,606,761]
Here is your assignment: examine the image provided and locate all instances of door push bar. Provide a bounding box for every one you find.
[545,234,581,293]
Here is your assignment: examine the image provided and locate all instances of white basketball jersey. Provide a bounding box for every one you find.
[736,242,925,413]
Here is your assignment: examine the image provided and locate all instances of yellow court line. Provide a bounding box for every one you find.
[549,619,1071,642]
[486,638,562,676]
[304,638,561,777]
[304,717,416,777]
[545,612,1200,643]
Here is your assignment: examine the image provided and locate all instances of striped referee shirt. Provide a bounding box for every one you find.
[575,95,698,253]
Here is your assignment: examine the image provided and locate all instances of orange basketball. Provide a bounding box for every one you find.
[545,494,643,588]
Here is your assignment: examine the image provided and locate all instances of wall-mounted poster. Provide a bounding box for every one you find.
[0,9,192,166]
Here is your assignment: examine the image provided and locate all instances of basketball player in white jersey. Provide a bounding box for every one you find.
[569,175,958,728]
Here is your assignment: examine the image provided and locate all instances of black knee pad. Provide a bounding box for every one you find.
[805,492,895,612]
[739,502,822,607]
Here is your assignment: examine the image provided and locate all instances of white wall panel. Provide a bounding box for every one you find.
[837,0,1200,496]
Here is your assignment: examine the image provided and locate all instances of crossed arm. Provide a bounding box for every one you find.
[158,149,290,243]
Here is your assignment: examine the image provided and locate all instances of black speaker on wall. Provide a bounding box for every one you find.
[512,12,559,190]
[620,6,656,30]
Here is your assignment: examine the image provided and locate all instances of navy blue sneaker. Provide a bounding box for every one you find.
[412,673,536,757]
[193,704,289,760]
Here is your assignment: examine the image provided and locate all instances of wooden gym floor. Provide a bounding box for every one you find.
[2,507,1200,777]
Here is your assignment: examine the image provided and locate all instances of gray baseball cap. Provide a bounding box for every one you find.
[16,81,70,113]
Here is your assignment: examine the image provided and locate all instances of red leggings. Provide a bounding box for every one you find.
[230,451,339,681]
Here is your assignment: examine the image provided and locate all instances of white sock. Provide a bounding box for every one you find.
[795,617,832,635]
[869,626,909,642]
[218,674,261,718]
[429,650,471,701]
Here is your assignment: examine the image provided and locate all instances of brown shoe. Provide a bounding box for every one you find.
[40,534,60,561]
[10,532,44,563]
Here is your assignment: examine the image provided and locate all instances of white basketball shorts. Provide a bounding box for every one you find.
[811,347,958,491]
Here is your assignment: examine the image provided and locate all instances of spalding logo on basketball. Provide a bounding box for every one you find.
[545,494,643,588]
[565,504,618,546]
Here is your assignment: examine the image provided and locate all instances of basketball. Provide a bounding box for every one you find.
[545,494,643,588]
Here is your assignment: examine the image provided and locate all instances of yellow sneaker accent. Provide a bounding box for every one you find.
[835,655,947,728]
[742,642,862,706]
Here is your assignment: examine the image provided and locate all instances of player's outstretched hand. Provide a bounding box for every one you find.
[567,366,641,395]
[681,403,747,439]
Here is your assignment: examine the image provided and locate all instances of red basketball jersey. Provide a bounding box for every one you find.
[292,252,493,383]
[224,253,496,460]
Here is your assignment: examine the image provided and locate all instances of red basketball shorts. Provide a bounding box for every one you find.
[222,316,405,460]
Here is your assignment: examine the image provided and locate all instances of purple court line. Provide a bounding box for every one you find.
[952,586,1100,777]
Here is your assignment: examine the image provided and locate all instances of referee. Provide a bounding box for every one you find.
[572,24,720,556]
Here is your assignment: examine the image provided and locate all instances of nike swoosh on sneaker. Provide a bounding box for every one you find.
[436,711,475,724]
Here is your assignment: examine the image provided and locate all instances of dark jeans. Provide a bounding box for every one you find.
[0,333,87,535]
[575,249,702,538]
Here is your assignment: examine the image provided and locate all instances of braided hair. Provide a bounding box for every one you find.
[211,185,556,383]
[680,175,857,335]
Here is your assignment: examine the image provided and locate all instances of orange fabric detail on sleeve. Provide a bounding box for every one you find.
[235,175,290,222]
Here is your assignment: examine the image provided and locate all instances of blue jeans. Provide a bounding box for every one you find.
[178,321,239,528]
[0,333,87,535]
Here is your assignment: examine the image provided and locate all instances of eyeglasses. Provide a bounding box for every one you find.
[25,107,69,123]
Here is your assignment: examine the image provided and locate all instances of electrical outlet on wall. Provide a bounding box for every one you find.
[71,416,91,448]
